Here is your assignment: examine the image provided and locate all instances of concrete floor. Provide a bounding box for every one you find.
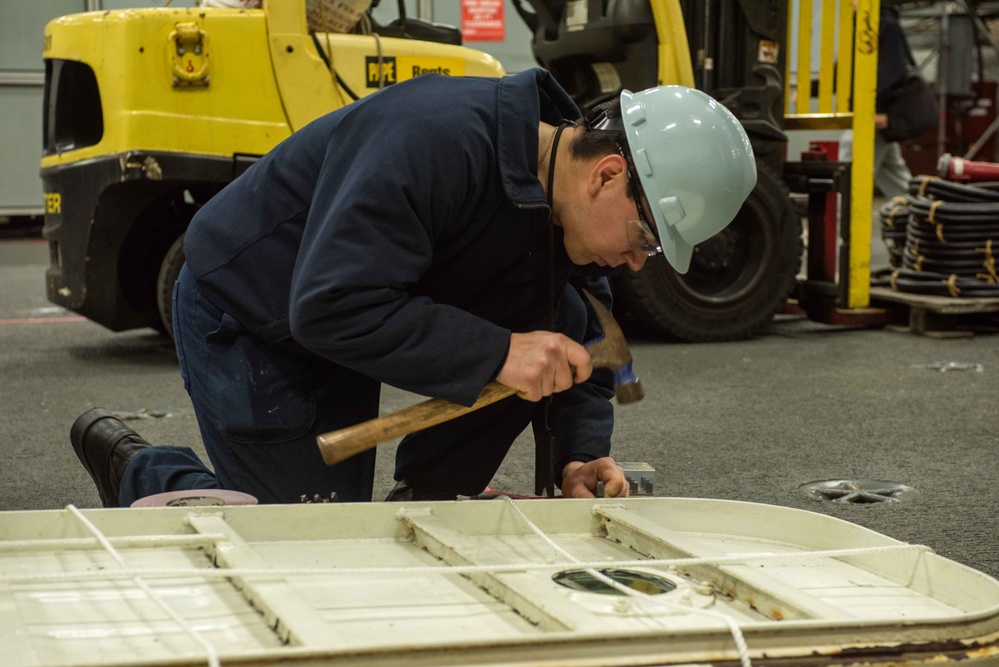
[1,234,997,582]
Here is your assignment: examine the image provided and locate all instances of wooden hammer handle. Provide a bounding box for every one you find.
[316,381,517,466]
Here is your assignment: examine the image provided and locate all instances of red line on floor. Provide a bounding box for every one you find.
[0,316,87,325]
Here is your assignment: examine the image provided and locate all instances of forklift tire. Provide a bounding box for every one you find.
[613,161,801,342]
[156,233,186,339]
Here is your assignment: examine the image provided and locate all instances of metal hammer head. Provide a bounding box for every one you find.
[581,290,644,404]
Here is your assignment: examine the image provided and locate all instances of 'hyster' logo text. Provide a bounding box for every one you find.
[365,56,456,88]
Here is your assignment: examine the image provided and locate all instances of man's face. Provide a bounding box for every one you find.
[561,156,659,272]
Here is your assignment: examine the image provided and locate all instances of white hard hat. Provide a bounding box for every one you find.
[615,86,757,273]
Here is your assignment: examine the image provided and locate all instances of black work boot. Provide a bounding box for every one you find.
[70,408,153,508]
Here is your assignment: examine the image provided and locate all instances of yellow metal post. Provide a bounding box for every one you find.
[848,0,880,309]
[817,0,837,113]
[649,0,695,87]
[785,1,793,110]
[837,0,854,113]
[796,0,813,114]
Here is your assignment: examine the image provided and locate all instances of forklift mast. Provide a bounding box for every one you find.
[679,0,788,172]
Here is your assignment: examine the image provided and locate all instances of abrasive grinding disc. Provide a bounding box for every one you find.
[130,489,258,508]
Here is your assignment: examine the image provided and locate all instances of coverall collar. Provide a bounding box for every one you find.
[495,68,582,208]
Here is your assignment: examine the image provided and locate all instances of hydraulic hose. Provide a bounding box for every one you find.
[878,195,911,267]
[877,175,999,297]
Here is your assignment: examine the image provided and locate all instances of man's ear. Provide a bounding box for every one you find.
[588,153,628,195]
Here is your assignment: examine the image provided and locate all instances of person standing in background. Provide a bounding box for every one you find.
[837,3,916,198]
[872,2,915,198]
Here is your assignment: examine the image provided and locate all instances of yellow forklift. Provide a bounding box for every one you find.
[40,0,879,341]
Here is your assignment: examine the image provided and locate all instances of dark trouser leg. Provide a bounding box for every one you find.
[118,446,218,507]
[169,264,379,504]
[393,284,590,496]
[392,397,539,497]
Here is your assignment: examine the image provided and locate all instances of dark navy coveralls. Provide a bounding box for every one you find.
[120,68,616,506]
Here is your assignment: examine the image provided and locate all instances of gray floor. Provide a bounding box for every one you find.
[1,234,996,582]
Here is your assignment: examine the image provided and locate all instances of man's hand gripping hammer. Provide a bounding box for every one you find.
[316,290,643,466]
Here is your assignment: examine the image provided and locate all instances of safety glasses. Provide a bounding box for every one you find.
[623,158,662,257]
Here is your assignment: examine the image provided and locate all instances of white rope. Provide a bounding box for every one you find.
[500,496,753,667]
[0,533,932,584]
[0,542,932,583]
[66,505,221,667]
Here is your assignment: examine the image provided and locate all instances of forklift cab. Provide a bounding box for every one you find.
[512,0,661,111]
[367,0,462,45]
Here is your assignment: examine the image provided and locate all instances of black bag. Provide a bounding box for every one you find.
[880,67,938,143]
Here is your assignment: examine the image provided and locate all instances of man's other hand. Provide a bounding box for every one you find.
[561,458,630,498]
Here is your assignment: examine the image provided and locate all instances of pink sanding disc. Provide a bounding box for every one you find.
[130,490,258,508]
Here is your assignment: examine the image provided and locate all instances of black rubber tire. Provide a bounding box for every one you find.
[156,233,186,339]
[613,162,802,342]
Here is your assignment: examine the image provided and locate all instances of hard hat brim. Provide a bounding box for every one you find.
[661,230,693,275]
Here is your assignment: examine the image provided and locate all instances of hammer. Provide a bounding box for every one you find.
[316,291,643,466]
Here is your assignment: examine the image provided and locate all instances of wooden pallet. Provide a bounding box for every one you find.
[869,286,999,337]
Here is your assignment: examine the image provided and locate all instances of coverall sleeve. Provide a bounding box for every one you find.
[288,114,510,407]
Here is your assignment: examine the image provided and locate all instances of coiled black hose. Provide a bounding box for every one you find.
[878,196,911,267]
[876,176,999,297]
[907,175,999,203]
